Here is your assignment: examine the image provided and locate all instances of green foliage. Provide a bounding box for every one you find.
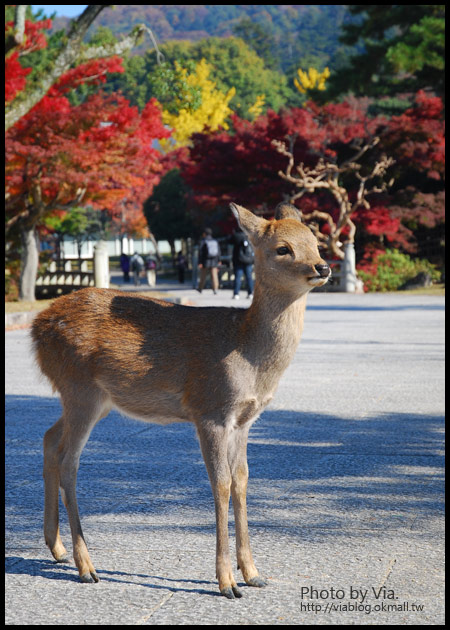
[143,169,195,243]
[385,13,445,96]
[329,5,445,99]
[89,5,353,75]
[14,22,67,103]
[101,46,202,113]
[43,207,102,257]
[112,37,293,119]
[386,16,445,72]
[150,61,202,114]
[88,25,118,47]
[358,249,440,292]
[231,18,279,70]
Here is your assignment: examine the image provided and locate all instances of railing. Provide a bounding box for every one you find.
[36,261,94,298]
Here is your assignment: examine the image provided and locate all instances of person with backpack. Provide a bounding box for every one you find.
[231,226,254,300]
[130,251,145,286]
[197,228,220,294]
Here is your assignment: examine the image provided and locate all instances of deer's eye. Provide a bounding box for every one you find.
[276,246,290,256]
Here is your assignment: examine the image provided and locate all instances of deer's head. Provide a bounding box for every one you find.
[230,202,330,296]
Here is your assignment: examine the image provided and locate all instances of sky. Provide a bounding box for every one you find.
[31,5,88,18]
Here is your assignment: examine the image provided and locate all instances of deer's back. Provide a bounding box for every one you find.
[31,288,249,423]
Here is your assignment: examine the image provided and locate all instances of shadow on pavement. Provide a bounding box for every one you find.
[6,394,443,536]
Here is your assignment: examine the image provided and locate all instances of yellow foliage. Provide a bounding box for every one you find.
[294,67,330,94]
[161,59,236,148]
[248,94,266,120]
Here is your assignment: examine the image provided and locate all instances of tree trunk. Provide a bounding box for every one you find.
[19,225,40,301]
[168,238,176,268]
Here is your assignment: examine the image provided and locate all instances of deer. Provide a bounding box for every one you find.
[31,202,330,599]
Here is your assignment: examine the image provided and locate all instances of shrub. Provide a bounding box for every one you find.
[357,248,440,292]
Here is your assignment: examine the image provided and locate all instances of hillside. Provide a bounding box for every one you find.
[50,5,355,72]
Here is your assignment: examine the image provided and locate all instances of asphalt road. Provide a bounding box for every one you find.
[5,282,445,625]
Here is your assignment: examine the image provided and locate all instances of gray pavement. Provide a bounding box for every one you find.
[5,277,445,625]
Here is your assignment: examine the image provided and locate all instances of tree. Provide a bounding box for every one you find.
[180,96,440,263]
[6,86,169,300]
[294,67,330,95]
[143,169,195,260]
[329,5,445,99]
[111,37,293,120]
[5,6,175,300]
[160,59,236,148]
[44,206,102,261]
[376,90,445,266]
[272,136,395,259]
[232,18,279,70]
[181,108,314,221]
[5,5,159,130]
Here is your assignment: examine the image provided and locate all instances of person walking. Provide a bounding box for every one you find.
[119,252,130,283]
[130,251,144,286]
[197,228,220,294]
[145,255,157,287]
[231,226,254,300]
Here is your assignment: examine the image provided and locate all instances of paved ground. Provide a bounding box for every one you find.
[5,276,445,625]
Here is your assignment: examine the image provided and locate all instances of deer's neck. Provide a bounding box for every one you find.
[241,283,308,371]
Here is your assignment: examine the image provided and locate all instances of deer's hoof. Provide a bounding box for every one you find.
[247,576,267,588]
[220,585,243,599]
[80,571,99,583]
[55,554,69,564]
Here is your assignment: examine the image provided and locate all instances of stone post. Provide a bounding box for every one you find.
[94,240,109,288]
[343,242,357,293]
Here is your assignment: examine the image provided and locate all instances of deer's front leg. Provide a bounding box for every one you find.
[228,425,267,589]
[197,423,242,599]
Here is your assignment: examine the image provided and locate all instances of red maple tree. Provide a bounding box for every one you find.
[180,94,444,266]
[6,15,170,300]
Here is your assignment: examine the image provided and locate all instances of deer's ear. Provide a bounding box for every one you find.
[274,202,302,223]
[229,203,268,240]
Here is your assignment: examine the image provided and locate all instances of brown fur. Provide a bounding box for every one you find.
[31,202,330,598]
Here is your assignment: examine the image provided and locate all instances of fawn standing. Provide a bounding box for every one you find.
[31,202,330,599]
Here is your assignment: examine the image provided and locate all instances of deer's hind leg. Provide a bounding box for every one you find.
[43,416,69,563]
[44,384,110,583]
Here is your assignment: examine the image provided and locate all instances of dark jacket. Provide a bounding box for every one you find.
[199,236,220,268]
[231,230,254,267]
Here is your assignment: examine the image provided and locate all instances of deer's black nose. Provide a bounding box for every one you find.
[315,263,330,278]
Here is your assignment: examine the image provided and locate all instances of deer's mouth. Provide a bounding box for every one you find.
[307,275,330,285]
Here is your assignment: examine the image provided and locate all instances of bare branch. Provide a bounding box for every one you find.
[272,134,394,259]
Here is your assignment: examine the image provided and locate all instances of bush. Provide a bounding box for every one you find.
[357,249,440,292]
[5,263,20,302]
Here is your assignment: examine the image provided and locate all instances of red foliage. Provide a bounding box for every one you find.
[5,17,52,102]
[5,10,171,238]
[305,97,385,157]
[6,80,169,234]
[176,93,444,263]
[5,51,31,102]
[354,205,400,240]
[382,91,445,181]
[355,245,386,288]
[182,99,390,217]
[49,57,125,97]
[182,108,319,217]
